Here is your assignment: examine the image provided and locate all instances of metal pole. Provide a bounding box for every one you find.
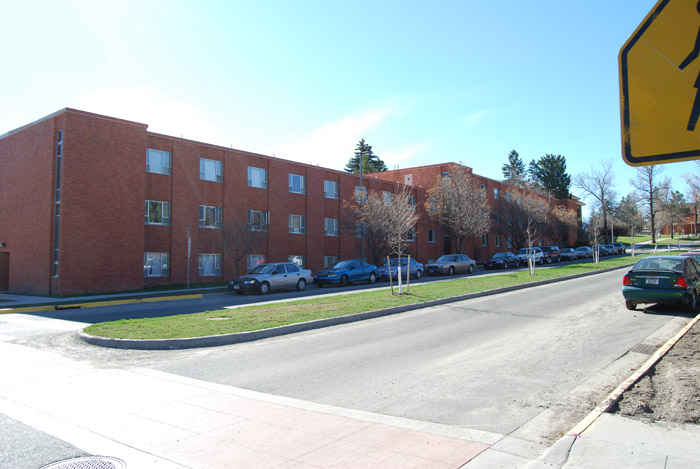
[187,226,191,290]
[360,149,365,260]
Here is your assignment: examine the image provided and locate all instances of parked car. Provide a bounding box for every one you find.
[314,260,377,287]
[425,254,476,275]
[575,246,593,259]
[559,247,577,261]
[516,247,544,266]
[484,252,520,270]
[680,251,700,263]
[540,246,561,263]
[228,262,313,295]
[622,255,700,312]
[612,242,627,254]
[592,245,610,257]
[376,257,424,280]
[604,244,617,255]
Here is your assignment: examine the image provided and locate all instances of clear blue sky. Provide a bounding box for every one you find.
[1,0,697,215]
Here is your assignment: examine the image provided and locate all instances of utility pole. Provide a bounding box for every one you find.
[186,226,191,289]
[359,149,365,261]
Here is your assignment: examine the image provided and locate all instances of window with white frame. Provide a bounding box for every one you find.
[354,186,367,203]
[442,171,450,179]
[289,174,306,194]
[199,205,222,228]
[248,166,267,189]
[289,214,306,234]
[324,256,339,268]
[289,255,305,268]
[324,180,339,199]
[145,200,170,225]
[144,252,169,277]
[200,158,223,182]
[198,253,222,276]
[406,227,416,241]
[408,195,416,209]
[507,237,513,248]
[495,235,501,247]
[382,191,392,205]
[247,254,266,271]
[481,234,488,246]
[147,149,171,175]
[494,187,500,200]
[428,228,436,243]
[324,218,339,236]
[247,210,269,231]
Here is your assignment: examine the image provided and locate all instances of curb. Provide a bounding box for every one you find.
[79,264,632,350]
[0,294,204,314]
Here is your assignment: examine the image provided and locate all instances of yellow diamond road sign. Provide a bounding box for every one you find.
[620,0,700,166]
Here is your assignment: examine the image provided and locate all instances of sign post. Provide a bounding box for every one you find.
[187,226,191,290]
[619,0,700,166]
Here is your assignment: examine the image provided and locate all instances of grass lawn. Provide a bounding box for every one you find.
[84,254,663,341]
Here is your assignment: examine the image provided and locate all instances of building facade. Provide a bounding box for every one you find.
[0,109,581,296]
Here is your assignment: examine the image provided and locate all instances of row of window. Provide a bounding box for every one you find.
[480,234,514,248]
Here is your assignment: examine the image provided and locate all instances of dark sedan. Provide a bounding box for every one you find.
[622,255,700,312]
[483,252,519,270]
[314,260,377,287]
[425,254,476,275]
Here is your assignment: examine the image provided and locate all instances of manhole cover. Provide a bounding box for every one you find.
[41,456,125,469]
[631,343,660,355]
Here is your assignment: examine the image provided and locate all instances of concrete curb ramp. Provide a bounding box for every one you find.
[79,265,631,350]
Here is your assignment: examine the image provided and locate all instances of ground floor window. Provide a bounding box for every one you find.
[495,235,501,248]
[324,256,339,268]
[289,255,305,268]
[481,234,488,246]
[198,253,222,276]
[324,218,339,236]
[428,229,436,243]
[247,254,266,271]
[144,252,169,277]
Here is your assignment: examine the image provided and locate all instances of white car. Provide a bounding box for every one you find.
[517,247,544,266]
[228,262,313,295]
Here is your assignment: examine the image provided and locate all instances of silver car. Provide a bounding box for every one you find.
[228,262,313,295]
[426,254,476,275]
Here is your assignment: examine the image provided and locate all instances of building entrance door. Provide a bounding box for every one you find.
[0,252,8,291]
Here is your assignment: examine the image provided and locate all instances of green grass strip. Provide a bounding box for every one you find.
[83,254,669,340]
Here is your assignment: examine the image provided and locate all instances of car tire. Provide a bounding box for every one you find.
[235,290,245,295]
[317,283,324,288]
[625,300,637,311]
[368,272,376,284]
[689,292,698,313]
[539,257,544,265]
[415,269,422,279]
[296,279,306,291]
[340,275,348,287]
[448,266,455,276]
[546,257,552,264]
[259,282,270,295]
[468,264,475,274]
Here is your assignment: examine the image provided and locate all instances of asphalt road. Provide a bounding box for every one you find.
[147,269,691,443]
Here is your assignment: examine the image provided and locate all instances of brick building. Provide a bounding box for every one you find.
[0,108,581,296]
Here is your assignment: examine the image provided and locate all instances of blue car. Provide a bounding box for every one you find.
[376,257,424,280]
[314,260,377,287]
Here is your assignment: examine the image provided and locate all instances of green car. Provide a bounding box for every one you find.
[622,256,700,312]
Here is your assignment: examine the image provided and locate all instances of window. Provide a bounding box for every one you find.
[480,184,486,191]
[428,228,436,243]
[289,214,306,234]
[324,256,339,268]
[355,222,364,238]
[247,210,269,231]
[199,205,222,228]
[144,252,169,277]
[481,234,488,246]
[354,186,367,203]
[408,195,416,209]
[200,158,222,182]
[324,218,339,236]
[324,180,339,199]
[442,172,450,179]
[406,227,416,241]
[147,149,171,175]
[507,213,512,225]
[198,253,222,276]
[248,166,268,189]
[247,254,266,271]
[506,191,512,202]
[495,235,501,247]
[289,174,306,194]
[145,200,170,225]
[289,255,305,268]
[382,191,392,205]
[494,188,500,200]
[507,237,513,248]
[494,212,501,222]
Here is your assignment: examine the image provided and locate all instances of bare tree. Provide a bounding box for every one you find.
[349,187,418,294]
[630,165,669,243]
[517,194,550,274]
[425,166,490,256]
[665,190,689,238]
[547,205,579,246]
[209,218,267,277]
[340,205,386,266]
[617,193,644,245]
[586,211,604,264]
[574,159,617,244]
[684,161,700,236]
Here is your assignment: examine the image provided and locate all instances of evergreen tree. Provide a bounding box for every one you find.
[501,150,526,184]
[528,154,572,199]
[344,139,388,174]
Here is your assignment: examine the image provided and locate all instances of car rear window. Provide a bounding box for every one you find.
[634,258,683,271]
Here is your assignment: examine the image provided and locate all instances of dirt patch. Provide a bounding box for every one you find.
[615,318,700,424]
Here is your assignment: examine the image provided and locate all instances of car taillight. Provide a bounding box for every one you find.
[674,276,688,288]
[623,274,631,286]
